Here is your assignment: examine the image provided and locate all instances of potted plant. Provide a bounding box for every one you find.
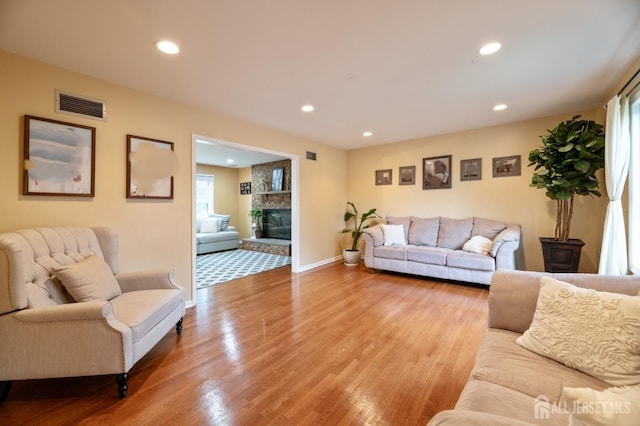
[340,201,380,266]
[249,208,265,238]
[527,115,605,272]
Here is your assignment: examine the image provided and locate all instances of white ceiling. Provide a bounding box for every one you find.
[1,1,639,160]
[196,139,286,168]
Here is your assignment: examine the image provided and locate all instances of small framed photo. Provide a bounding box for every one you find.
[460,158,482,181]
[272,168,284,191]
[23,115,96,196]
[240,182,251,194]
[126,135,175,199]
[423,155,452,189]
[398,166,416,185]
[492,155,521,177]
[375,169,392,185]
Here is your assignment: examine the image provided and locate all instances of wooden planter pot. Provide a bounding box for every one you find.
[539,237,585,273]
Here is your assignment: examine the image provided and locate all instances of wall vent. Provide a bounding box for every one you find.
[306,151,317,161]
[55,89,107,121]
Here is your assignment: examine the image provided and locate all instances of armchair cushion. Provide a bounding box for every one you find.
[53,255,121,302]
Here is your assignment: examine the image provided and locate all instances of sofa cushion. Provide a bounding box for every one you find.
[516,277,640,386]
[406,246,449,266]
[408,216,440,246]
[110,289,184,343]
[462,235,493,256]
[561,385,640,426]
[386,216,411,242]
[472,329,608,402]
[200,217,219,233]
[381,224,406,246]
[53,255,121,302]
[472,217,507,240]
[437,217,473,249]
[447,250,495,271]
[373,245,407,261]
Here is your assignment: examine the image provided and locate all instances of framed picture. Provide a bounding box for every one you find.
[460,158,482,181]
[126,135,175,199]
[240,182,251,194]
[423,155,452,189]
[272,168,284,191]
[492,155,521,177]
[375,169,392,185]
[23,115,96,196]
[398,166,416,185]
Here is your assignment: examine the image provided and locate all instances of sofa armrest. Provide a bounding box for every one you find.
[362,224,384,267]
[428,409,537,425]
[116,268,182,293]
[490,224,520,257]
[14,300,112,322]
[494,241,519,270]
[2,302,133,380]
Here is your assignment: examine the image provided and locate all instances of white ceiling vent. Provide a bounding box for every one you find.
[55,89,106,121]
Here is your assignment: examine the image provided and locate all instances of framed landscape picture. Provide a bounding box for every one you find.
[492,155,521,177]
[423,155,451,189]
[23,115,96,196]
[126,135,175,199]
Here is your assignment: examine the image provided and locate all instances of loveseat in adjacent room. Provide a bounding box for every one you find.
[196,214,239,255]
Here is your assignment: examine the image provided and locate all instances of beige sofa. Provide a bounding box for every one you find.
[362,216,521,285]
[0,227,185,401]
[429,269,640,425]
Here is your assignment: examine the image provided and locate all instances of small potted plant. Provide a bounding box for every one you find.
[249,208,265,238]
[528,115,605,272]
[340,201,380,266]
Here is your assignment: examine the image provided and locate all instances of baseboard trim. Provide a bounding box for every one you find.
[297,256,343,273]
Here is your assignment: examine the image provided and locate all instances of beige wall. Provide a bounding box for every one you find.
[0,50,348,303]
[346,110,608,272]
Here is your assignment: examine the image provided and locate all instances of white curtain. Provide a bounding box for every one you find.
[630,94,640,274]
[599,95,630,275]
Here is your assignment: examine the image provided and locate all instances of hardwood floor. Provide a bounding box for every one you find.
[0,262,489,425]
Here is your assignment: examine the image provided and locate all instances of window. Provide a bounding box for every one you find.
[196,174,214,218]
[629,90,640,274]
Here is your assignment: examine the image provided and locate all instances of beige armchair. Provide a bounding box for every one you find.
[0,227,185,401]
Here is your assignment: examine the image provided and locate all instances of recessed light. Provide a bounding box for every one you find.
[363,131,373,137]
[479,42,501,55]
[301,105,314,112]
[493,104,508,111]
[155,40,180,54]
[227,159,234,164]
